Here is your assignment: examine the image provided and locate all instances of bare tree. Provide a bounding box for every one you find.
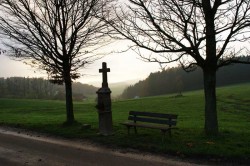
[108,0,250,135]
[0,0,111,124]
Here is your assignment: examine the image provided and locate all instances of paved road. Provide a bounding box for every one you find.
[0,128,203,166]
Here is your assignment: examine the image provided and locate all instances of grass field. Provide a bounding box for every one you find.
[0,83,249,163]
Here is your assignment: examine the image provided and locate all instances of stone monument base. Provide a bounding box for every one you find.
[98,111,113,136]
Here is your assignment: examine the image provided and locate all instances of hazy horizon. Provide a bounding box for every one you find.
[0,48,170,87]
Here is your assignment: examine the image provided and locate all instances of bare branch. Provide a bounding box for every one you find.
[106,0,250,70]
[0,0,112,82]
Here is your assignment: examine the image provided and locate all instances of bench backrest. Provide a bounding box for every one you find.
[128,111,178,126]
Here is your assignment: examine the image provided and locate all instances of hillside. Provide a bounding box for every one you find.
[121,62,250,99]
[0,83,249,163]
[109,79,139,97]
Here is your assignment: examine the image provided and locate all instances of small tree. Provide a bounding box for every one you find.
[0,0,111,124]
[109,0,250,135]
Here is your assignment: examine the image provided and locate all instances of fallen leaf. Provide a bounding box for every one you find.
[206,141,215,145]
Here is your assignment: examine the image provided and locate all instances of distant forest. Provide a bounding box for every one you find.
[0,77,97,101]
[121,61,250,99]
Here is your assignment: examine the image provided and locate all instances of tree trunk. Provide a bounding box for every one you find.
[202,0,218,136]
[203,69,218,136]
[64,72,75,124]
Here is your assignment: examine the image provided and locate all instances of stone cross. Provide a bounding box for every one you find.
[99,62,110,88]
[96,62,112,135]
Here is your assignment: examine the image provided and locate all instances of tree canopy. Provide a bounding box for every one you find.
[0,0,111,124]
[108,0,250,135]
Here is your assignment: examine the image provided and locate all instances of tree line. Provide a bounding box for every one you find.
[121,59,250,99]
[0,77,97,101]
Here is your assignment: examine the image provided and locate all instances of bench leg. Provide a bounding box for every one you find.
[161,129,172,137]
[161,130,166,142]
[134,126,137,134]
[127,126,130,135]
[169,129,172,137]
[126,126,137,134]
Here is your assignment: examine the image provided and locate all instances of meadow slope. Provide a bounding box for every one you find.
[0,83,249,163]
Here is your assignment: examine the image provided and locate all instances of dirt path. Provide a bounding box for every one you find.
[0,127,207,166]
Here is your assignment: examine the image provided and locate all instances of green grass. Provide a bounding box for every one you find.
[0,83,250,163]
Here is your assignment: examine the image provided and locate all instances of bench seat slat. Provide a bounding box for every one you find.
[129,111,177,119]
[128,116,177,126]
[121,122,177,130]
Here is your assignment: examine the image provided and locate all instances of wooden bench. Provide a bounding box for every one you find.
[121,111,178,136]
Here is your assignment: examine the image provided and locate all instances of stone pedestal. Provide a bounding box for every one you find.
[98,110,113,135]
[96,87,113,135]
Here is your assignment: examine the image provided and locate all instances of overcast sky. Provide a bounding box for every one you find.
[0,34,177,87]
[0,46,165,86]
